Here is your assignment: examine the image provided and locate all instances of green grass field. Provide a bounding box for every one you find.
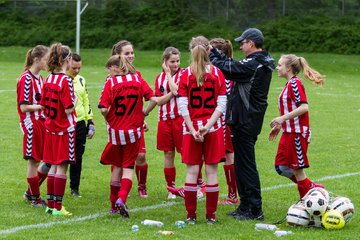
[0,47,359,240]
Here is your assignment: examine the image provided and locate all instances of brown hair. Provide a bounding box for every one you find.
[105,54,136,75]
[210,38,233,58]
[47,43,72,72]
[24,45,49,70]
[162,47,180,62]
[111,40,133,56]
[281,54,325,86]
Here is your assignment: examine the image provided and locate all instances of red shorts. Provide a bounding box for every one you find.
[225,125,234,153]
[43,130,76,165]
[181,128,225,165]
[21,119,45,162]
[101,140,140,168]
[157,117,183,153]
[275,133,309,170]
[139,129,146,154]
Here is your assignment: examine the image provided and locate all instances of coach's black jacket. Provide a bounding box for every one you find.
[209,49,275,136]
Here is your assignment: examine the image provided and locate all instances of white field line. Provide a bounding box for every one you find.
[1,171,360,235]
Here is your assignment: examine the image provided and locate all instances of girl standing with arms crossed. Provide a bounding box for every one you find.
[269,54,325,198]
[209,38,239,205]
[99,55,157,217]
[17,45,50,207]
[178,36,226,224]
[111,40,150,198]
[41,43,76,216]
[154,47,183,199]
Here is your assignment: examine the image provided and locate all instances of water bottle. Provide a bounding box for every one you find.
[141,219,164,227]
[274,230,293,237]
[131,225,139,232]
[255,223,277,231]
[175,220,185,228]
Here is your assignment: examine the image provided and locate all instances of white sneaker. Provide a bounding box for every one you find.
[167,192,177,199]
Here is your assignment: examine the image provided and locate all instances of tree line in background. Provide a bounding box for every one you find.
[1,0,359,54]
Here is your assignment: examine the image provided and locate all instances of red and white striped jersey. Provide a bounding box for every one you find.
[17,70,45,129]
[41,73,76,133]
[98,73,154,145]
[154,69,182,121]
[278,76,311,141]
[178,65,226,134]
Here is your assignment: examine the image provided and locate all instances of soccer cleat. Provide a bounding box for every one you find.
[138,185,148,198]
[31,199,47,207]
[52,207,72,216]
[167,186,185,198]
[23,191,31,202]
[314,183,325,189]
[115,198,129,218]
[45,207,53,214]
[71,189,82,198]
[109,208,119,215]
[218,198,239,205]
[185,218,196,225]
[206,218,218,225]
[167,192,176,199]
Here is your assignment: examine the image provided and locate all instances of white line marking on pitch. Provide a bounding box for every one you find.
[1,171,359,235]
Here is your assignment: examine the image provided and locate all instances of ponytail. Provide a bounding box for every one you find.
[282,54,325,86]
[47,43,72,72]
[24,45,49,70]
[210,38,233,58]
[190,45,210,87]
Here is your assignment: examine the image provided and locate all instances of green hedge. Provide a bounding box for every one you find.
[0,4,359,54]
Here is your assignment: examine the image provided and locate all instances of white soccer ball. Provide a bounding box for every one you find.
[308,215,323,228]
[303,187,330,202]
[304,191,329,216]
[287,201,310,226]
[329,196,355,223]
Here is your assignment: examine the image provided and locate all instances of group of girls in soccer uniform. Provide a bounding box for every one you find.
[17,35,324,222]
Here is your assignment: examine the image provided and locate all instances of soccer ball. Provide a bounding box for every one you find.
[287,201,310,226]
[308,215,323,228]
[322,209,345,230]
[303,187,330,202]
[304,191,329,216]
[329,196,355,223]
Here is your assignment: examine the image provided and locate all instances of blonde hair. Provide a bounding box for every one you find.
[189,36,210,51]
[24,45,49,70]
[281,54,325,86]
[105,54,136,75]
[189,36,211,87]
[47,43,71,72]
[210,38,233,58]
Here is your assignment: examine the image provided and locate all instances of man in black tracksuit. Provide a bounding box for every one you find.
[209,28,275,220]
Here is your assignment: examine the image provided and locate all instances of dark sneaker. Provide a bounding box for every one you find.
[227,207,247,216]
[71,189,82,198]
[115,198,129,218]
[206,218,219,225]
[185,218,196,225]
[23,191,31,202]
[233,209,264,221]
[31,199,47,207]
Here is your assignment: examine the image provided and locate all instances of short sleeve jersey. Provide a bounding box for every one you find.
[40,73,76,133]
[278,76,310,139]
[178,65,226,128]
[17,70,45,128]
[98,73,154,132]
[154,68,182,121]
